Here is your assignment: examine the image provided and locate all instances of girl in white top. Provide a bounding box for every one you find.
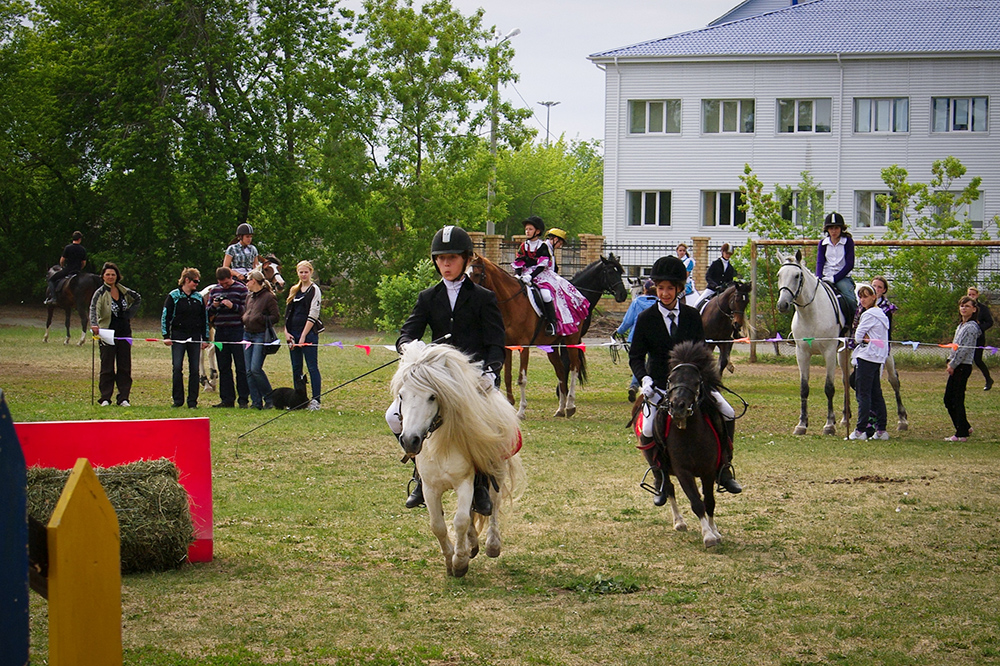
[849,283,890,441]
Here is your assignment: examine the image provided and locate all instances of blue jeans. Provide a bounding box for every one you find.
[289,329,321,401]
[834,276,857,310]
[244,330,273,408]
[171,341,201,407]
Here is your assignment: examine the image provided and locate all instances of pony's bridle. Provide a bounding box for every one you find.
[778,262,818,308]
[397,401,443,459]
[663,362,702,419]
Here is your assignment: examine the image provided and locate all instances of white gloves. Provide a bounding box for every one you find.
[640,376,656,400]
[479,371,498,392]
[520,272,533,284]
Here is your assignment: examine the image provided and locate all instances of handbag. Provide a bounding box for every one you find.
[263,316,280,356]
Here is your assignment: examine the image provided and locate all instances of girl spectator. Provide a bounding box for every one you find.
[676,243,696,304]
[162,268,210,408]
[871,276,897,336]
[243,270,280,410]
[848,284,890,441]
[943,296,981,441]
[284,260,323,410]
[89,262,142,406]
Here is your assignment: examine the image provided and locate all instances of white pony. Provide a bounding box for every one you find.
[390,342,525,577]
[776,250,852,435]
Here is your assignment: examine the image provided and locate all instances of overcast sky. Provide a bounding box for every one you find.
[449,0,741,144]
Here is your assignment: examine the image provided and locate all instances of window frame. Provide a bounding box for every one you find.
[932,96,989,133]
[626,190,672,227]
[777,98,832,134]
[628,99,682,135]
[854,190,891,228]
[853,97,909,134]
[702,99,755,134]
[702,190,747,228]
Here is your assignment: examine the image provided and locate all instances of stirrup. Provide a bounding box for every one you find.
[716,462,741,494]
[405,477,425,508]
[639,467,661,496]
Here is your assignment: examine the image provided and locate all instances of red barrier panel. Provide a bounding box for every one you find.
[16,418,213,563]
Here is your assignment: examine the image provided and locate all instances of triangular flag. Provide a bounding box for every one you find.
[902,340,919,351]
[538,345,554,353]
[506,345,524,352]
[803,337,815,346]
[355,344,371,355]
[213,341,223,351]
[124,337,133,346]
[734,337,751,344]
[145,338,160,342]
[243,340,252,350]
[332,341,344,348]
[568,344,586,352]
[938,342,959,351]
[987,346,998,356]
[871,339,885,348]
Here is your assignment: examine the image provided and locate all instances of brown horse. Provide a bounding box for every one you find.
[700,281,752,375]
[469,254,626,418]
[43,268,102,346]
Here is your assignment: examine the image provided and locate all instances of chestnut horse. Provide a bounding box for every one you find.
[701,281,752,376]
[43,268,102,346]
[469,253,626,418]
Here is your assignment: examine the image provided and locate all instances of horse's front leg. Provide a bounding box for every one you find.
[504,348,515,407]
[564,350,579,418]
[675,470,715,548]
[701,476,722,546]
[885,354,909,431]
[517,349,529,420]
[794,343,812,435]
[451,479,475,578]
[665,477,687,532]
[485,480,502,558]
[423,487,454,577]
[719,342,734,374]
[549,350,569,417]
[63,308,72,345]
[822,356,838,436]
[43,305,54,343]
[77,307,88,346]
[835,346,851,434]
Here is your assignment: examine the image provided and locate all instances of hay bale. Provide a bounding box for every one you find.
[27,458,194,574]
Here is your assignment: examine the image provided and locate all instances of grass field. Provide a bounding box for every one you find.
[3,316,999,666]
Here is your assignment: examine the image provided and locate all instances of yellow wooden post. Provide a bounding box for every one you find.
[47,458,122,666]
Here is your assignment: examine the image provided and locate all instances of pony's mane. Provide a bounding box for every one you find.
[390,343,519,478]
[668,341,723,392]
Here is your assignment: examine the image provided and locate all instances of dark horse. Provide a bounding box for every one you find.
[43,268,102,346]
[634,341,728,548]
[700,281,752,376]
[469,253,627,418]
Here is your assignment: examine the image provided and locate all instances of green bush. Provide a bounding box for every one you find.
[374,259,438,332]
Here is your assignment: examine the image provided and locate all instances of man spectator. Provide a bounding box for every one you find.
[967,286,994,391]
[207,267,250,407]
[46,231,87,305]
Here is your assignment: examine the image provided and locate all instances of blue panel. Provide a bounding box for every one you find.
[0,389,30,666]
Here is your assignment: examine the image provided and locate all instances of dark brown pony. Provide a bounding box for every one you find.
[700,281,752,375]
[469,253,626,418]
[637,341,728,548]
[43,268,102,346]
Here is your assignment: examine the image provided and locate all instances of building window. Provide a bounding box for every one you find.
[702,99,755,134]
[854,98,908,133]
[855,191,890,228]
[629,100,681,134]
[702,191,746,227]
[627,190,672,226]
[780,190,826,227]
[938,197,985,229]
[932,97,988,132]
[778,99,832,133]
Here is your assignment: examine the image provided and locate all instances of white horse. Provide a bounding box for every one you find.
[197,284,219,392]
[776,251,852,435]
[390,343,525,577]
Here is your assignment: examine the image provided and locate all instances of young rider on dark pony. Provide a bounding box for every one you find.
[512,216,559,334]
[815,212,857,326]
[385,225,507,515]
[628,255,742,501]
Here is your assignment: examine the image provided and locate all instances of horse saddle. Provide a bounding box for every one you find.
[824,281,854,333]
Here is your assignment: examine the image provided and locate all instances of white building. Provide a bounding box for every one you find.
[589,0,1000,268]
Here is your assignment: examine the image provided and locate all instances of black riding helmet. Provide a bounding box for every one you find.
[236,223,254,236]
[650,255,688,284]
[431,225,474,257]
[823,212,847,232]
[522,215,545,234]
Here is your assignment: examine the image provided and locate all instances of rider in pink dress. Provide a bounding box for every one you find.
[512,217,589,336]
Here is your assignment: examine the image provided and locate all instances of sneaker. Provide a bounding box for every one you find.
[944,435,968,442]
[848,430,867,440]
[307,399,321,411]
[118,400,131,407]
[873,430,889,440]
[98,400,111,407]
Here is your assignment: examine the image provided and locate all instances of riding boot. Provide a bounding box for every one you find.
[44,280,57,306]
[716,419,742,494]
[541,299,558,336]
[641,444,668,506]
[472,472,493,516]
[405,468,425,508]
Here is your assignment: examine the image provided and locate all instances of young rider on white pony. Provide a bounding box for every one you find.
[385,225,507,515]
[629,255,742,500]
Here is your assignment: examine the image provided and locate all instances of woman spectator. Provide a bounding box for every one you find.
[243,270,280,410]
[162,268,210,408]
[943,296,981,441]
[848,284,890,441]
[89,262,142,406]
[675,243,696,304]
[284,260,323,410]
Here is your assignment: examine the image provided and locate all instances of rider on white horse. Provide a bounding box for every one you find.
[629,255,742,498]
[815,212,857,328]
[385,225,507,515]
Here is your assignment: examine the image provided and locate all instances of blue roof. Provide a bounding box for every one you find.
[590,0,1000,60]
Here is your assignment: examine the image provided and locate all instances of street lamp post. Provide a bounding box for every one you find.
[487,27,520,237]
[537,101,560,146]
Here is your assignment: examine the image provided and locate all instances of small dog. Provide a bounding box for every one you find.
[268,374,308,410]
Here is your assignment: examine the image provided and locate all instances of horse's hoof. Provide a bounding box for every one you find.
[727,362,735,374]
[63,339,70,346]
[823,425,836,436]
[704,535,720,548]
[897,422,909,431]
[486,543,501,558]
[470,544,479,559]
[565,407,576,418]
[553,409,566,418]
[792,426,807,436]
[453,564,469,578]
[674,522,687,532]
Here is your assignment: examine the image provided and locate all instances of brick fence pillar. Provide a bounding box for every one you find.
[484,234,503,264]
[691,236,709,291]
[578,234,605,264]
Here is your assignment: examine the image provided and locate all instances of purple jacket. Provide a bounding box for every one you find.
[815,235,855,283]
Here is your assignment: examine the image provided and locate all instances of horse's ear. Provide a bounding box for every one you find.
[795,249,802,264]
